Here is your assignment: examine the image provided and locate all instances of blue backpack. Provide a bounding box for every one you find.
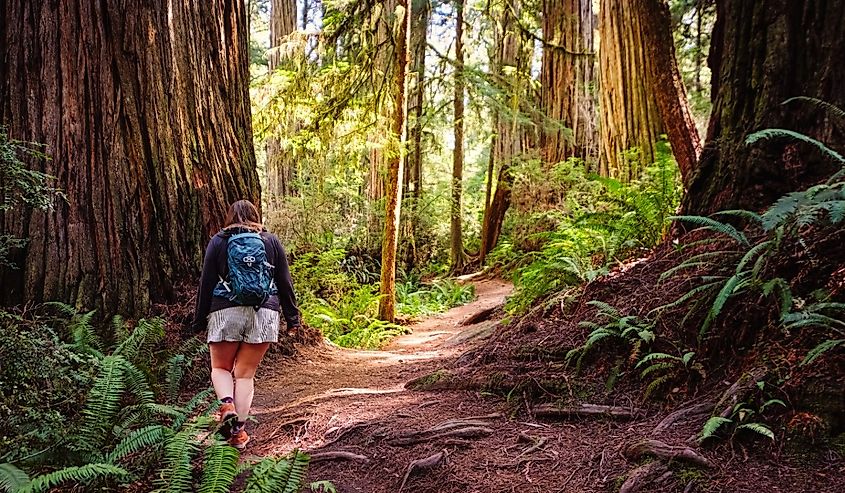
[214,232,275,306]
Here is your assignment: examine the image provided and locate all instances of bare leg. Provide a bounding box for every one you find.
[232,342,271,422]
[209,342,239,401]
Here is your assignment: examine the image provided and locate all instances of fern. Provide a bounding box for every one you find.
[699,416,732,442]
[801,339,845,366]
[671,215,749,246]
[153,429,201,493]
[113,318,165,365]
[310,480,338,493]
[78,355,128,450]
[0,463,29,493]
[198,442,240,493]
[745,129,845,166]
[243,451,311,493]
[782,96,845,124]
[172,388,216,430]
[107,425,168,464]
[735,422,775,440]
[19,463,129,493]
[700,273,751,339]
[69,309,105,355]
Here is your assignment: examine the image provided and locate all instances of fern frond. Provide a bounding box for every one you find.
[153,429,201,493]
[639,362,677,379]
[198,442,240,493]
[782,97,845,123]
[0,463,30,493]
[121,358,155,406]
[711,209,764,226]
[310,480,338,493]
[801,339,845,366]
[700,274,749,339]
[736,422,775,440]
[699,416,732,442]
[652,280,722,314]
[635,352,679,368]
[643,374,674,401]
[20,464,129,493]
[39,301,78,318]
[746,128,845,165]
[113,318,165,364]
[107,425,168,464]
[671,215,749,246]
[735,240,773,275]
[172,388,215,430]
[78,355,128,450]
[586,300,620,317]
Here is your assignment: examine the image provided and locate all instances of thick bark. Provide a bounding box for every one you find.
[479,2,528,264]
[683,0,845,215]
[599,0,700,183]
[378,0,410,322]
[540,0,597,166]
[598,0,663,180]
[450,0,467,272]
[636,0,701,185]
[265,0,298,206]
[0,0,259,314]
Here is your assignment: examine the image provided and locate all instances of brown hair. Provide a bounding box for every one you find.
[223,200,263,232]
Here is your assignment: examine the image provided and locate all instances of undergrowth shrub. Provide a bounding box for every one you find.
[0,308,330,493]
[495,141,681,313]
[291,249,474,349]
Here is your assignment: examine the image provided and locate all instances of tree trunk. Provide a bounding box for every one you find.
[636,0,701,185]
[0,0,259,315]
[378,0,411,322]
[540,0,597,166]
[683,0,845,215]
[265,0,298,207]
[450,0,467,273]
[598,0,664,180]
[479,2,528,264]
[404,0,428,201]
[599,0,700,183]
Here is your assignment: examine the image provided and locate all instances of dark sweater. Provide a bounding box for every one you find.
[191,228,301,331]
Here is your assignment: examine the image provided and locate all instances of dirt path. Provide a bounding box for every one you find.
[246,279,841,493]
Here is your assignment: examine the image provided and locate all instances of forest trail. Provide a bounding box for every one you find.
[244,279,833,493]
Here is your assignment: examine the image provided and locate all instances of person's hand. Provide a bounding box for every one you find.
[286,325,301,338]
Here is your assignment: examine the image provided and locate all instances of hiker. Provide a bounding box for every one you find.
[191,199,301,449]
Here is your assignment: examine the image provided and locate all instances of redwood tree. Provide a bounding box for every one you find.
[540,0,597,165]
[0,0,259,314]
[599,0,700,182]
[683,0,845,215]
[266,0,298,205]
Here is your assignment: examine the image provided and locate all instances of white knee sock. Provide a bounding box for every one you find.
[234,377,255,422]
[211,368,235,401]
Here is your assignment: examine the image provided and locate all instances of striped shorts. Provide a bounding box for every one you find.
[207,307,280,344]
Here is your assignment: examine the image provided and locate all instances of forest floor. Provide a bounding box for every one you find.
[245,279,843,493]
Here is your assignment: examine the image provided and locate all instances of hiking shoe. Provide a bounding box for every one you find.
[217,403,237,439]
[229,428,250,450]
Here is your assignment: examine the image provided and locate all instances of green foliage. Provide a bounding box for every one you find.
[497,145,681,314]
[0,129,62,267]
[397,278,475,317]
[636,350,704,400]
[242,451,312,493]
[698,397,785,444]
[565,301,655,372]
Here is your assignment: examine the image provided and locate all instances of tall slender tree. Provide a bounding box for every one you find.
[450,0,467,272]
[540,0,597,166]
[266,0,298,206]
[0,0,259,315]
[378,0,411,322]
[683,0,845,214]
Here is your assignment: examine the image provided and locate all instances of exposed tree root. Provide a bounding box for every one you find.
[389,425,494,446]
[309,451,370,463]
[652,400,714,435]
[619,462,670,493]
[515,432,548,456]
[624,439,713,468]
[534,403,643,420]
[398,450,447,492]
[713,368,767,418]
[319,421,370,449]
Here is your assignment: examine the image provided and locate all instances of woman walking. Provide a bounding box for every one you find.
[192,200,300,449]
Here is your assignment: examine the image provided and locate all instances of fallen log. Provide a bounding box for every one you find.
[309,451,370,463]
[461,304,502,326]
